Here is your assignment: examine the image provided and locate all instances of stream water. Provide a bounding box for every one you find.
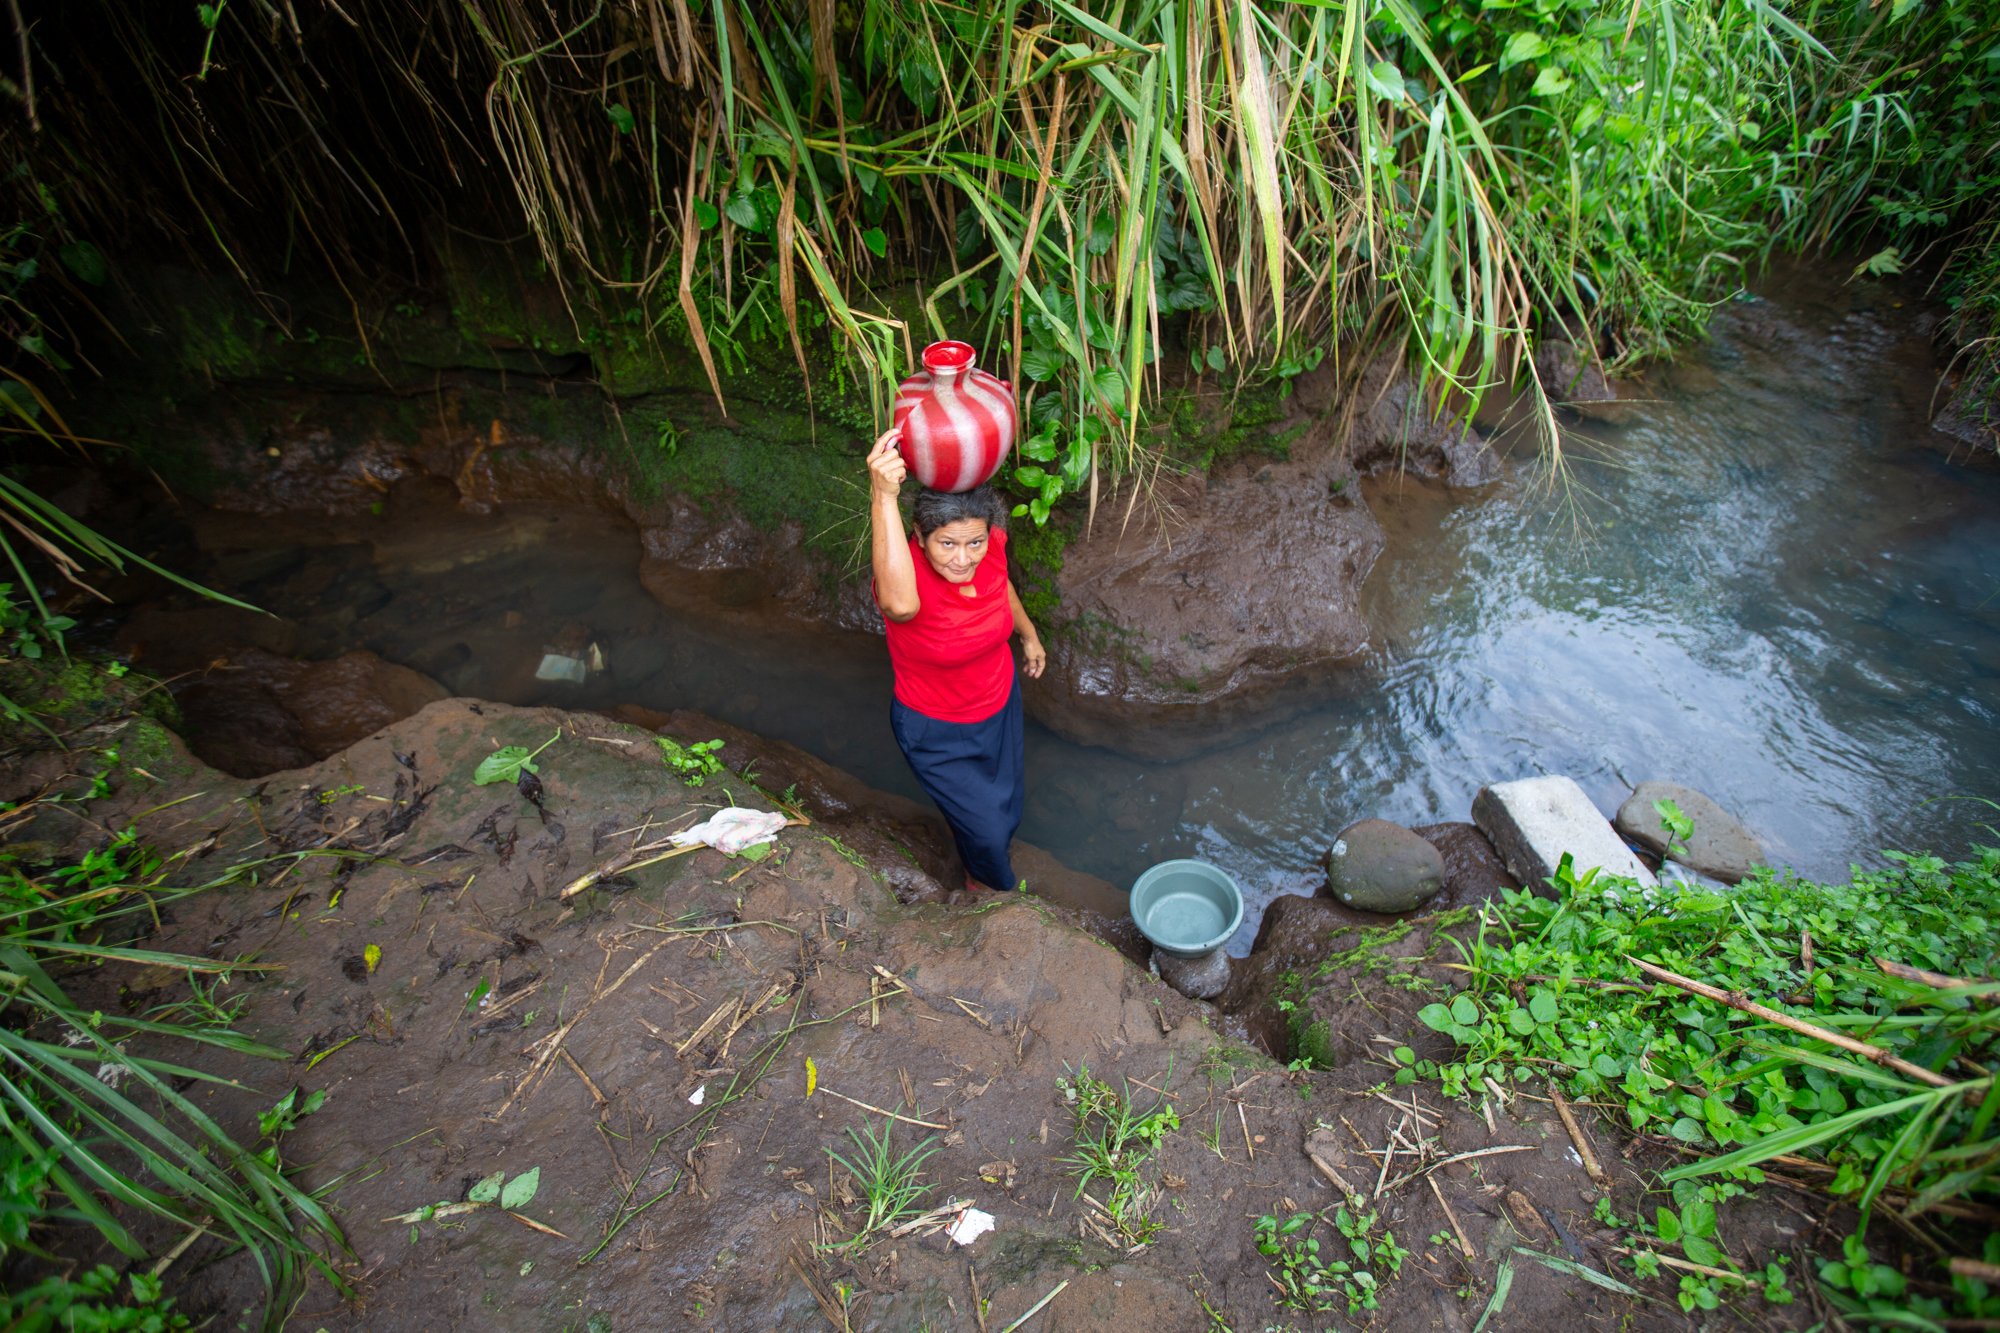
[127,266,2000,954]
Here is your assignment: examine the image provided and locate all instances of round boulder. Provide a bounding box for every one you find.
[1324,819,1445,914]
[1614,782,1763,885]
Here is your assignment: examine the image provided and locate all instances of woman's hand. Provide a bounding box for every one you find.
[1020,635,1047,679]
[867,429,907,501]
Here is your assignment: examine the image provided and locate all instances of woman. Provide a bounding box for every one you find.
[868,428,1046,892]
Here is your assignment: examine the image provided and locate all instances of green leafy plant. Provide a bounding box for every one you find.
[1055,1065,1178,1244]
[0,1264,191,1332]
[472,730,559,786]
[1255,1206,1406,1317]
[391,1166,544,1242]
[656,736,723,787]
[1412,843,2000,1307]
[822,1116,938,1255]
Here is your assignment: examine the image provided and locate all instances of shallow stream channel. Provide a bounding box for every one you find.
[111,268,2000,953]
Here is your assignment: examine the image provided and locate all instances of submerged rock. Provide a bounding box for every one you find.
[1324,818,1445,914]
[1533,338,1637,425]
[1614,781,1763,885]
[1347,353,1502,487]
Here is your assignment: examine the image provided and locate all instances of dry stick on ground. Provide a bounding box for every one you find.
[970,1263,990,1333]
[1877,957,1998,1005]
[1627,956,1954,1088]
[1428,1175,1476,1261]
[1548,1084,1612,1189]
[814,1087,947,1130]
[499,939,669,1114]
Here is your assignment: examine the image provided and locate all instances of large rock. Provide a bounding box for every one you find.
[1044,445,1385,731]
[1412,821,1520,905]
[1534,338,1637,425]
[1614,781,1763,885]
[1472,776,1657,889]
[1347,353,1502,486]
[1324,818,1446,914]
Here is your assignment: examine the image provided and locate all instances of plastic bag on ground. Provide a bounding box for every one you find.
[667,808,788,855]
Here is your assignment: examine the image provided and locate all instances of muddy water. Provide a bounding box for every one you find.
[138,267,2000,953]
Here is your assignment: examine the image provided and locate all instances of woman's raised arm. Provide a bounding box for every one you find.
[868,430,920,622]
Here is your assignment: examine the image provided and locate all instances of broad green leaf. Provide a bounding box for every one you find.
[1366,61,1405,102]
[1499,30,1550,70]
[605,104,635,135]
[1528,991,1559,1025]
[1530,66,1573,96]
[59,241,107,286]
[860,228,887,259]
[1450,994,1480,1026]
[473,747,535,786]
[500,1167,540,1211]
[1654,1206,1681,1242]
[1417,1003,1454,1032]
[468,1171,504,1205]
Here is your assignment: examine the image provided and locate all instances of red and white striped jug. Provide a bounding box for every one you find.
[891,341,1017,493]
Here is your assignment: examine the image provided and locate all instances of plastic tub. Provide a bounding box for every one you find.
[1130,859,1243,958]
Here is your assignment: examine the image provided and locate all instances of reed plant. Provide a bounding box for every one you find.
[0,816,348,1326]
[1,0,1994,522]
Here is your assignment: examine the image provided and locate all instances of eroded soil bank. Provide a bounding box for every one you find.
[4,698,1832,1331]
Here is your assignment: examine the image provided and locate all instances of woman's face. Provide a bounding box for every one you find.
[919,518,991,584]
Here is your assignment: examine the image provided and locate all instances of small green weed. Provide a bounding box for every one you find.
[0,1264,191,1331]
[1056,1065,1178,1244]
[823,1116,938,1255]
[657,736,724,787]
[1255,1205,1408,1317]
[473,730,558,785]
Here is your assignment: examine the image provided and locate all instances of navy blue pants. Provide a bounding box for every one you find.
[891,679,1025,891]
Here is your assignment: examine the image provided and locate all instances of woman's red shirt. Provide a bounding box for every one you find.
[877,529,1015,723]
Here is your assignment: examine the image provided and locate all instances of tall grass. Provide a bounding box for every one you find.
[0,824,347,1325]
[2,0,1993,516]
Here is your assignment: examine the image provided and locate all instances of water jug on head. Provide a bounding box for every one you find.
[891,341,1017,493]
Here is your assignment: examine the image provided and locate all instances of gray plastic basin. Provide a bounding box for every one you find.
[1130,859,1243,958]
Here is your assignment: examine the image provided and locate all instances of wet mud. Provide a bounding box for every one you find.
[5,701,1831,1331]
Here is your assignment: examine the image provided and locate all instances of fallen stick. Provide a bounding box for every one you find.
[1951,1258,2000,1284]
[507,1210,569,1239]
[561,842,702,898]
[1612,1245,1746,1283]
[1877,957,1997,1004]
[998,1279,1068,1333]
[1548,1084,1612,1189]
[499,940,666,1115]
[1627,956,1953,1088]
[1306,1147,1364,1202]
[1428,1175,1476,1261]
[562,1049,609,1107]
[1382,1144,1537,1195]
[815,1087,948,1130]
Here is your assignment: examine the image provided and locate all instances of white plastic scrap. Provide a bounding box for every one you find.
[945,1205,995,1247]
[667,807,788,856]
[687,1084,706,1106]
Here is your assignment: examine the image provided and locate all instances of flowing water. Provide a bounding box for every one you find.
[132,267,2000,953]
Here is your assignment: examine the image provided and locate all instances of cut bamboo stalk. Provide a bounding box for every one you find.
[1627,956,1953,1088]
[1548,1084,1612,1189]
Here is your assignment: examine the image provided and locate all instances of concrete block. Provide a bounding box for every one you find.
[1471,776,1657,890]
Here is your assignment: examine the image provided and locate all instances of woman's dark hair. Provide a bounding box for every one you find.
[912,485,1007,537]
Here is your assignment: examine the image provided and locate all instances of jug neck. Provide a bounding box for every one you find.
[922,340,976,383]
